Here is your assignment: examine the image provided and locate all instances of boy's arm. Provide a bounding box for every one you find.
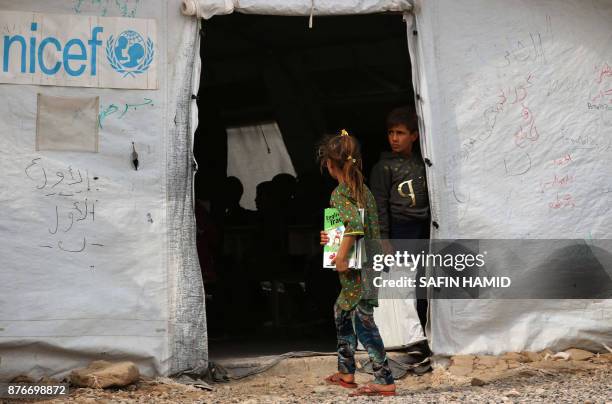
[370,162,391,238]
[333,235,356,272]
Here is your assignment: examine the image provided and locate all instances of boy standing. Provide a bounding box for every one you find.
[370,107,430,328]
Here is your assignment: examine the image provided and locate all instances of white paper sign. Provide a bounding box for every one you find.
[0,10,157,89]
[36,94,100,152]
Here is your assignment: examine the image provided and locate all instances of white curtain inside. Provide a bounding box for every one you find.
[226,122,296,211]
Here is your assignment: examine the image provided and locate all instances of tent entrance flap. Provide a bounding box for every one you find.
[181,0,412,19]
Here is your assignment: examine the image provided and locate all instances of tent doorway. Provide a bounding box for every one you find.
[193,13,417,360]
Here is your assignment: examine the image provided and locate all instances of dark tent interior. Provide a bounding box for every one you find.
[193,13,416,359]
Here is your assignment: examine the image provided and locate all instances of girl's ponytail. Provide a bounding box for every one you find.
[318,130,366,207]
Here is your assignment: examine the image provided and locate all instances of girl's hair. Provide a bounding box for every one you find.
[317,130,366,207]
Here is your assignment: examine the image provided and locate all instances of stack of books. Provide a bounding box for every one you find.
[322,208,364,270]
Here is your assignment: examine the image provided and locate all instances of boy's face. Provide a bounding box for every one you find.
[388,124,418,155]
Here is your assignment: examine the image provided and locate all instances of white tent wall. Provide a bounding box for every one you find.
[408,0,612,355]
[0,1,206,379]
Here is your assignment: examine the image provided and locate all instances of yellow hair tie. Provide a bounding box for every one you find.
[340,129,350,137]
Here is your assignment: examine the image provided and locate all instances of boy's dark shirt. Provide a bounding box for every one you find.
[369,152,430,238]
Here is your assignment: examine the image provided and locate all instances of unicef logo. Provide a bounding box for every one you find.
[105,30,154,77]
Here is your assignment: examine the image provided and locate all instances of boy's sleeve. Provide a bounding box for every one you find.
[370,162,391,238]
[332,192,364,236]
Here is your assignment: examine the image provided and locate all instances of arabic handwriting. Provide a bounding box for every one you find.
[58,237,87,253]
[98,98,154,129]
[26,158,103,260]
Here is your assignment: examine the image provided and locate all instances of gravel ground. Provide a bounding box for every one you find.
[394,367,612,404]
[202,366,612,404]
[20,353,612,404]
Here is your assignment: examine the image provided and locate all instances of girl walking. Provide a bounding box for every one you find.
[318,130,396,397]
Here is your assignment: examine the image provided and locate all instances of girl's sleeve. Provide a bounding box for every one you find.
[332,192,364,237]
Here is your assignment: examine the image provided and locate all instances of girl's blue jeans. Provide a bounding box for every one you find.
[334,301,394,385]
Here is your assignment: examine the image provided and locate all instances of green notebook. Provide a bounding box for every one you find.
[323,208,363,269]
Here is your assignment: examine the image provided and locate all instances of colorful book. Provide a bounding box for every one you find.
[323,208,364,269]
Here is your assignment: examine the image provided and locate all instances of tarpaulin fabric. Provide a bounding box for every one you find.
[181,0,234,19]
[181,0,412,19]
[406,0,612,355]
[368,259,426,349]
[0,0,206,379]
[372,298,426,349]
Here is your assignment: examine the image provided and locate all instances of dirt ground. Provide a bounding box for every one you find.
[17,351,612,404]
